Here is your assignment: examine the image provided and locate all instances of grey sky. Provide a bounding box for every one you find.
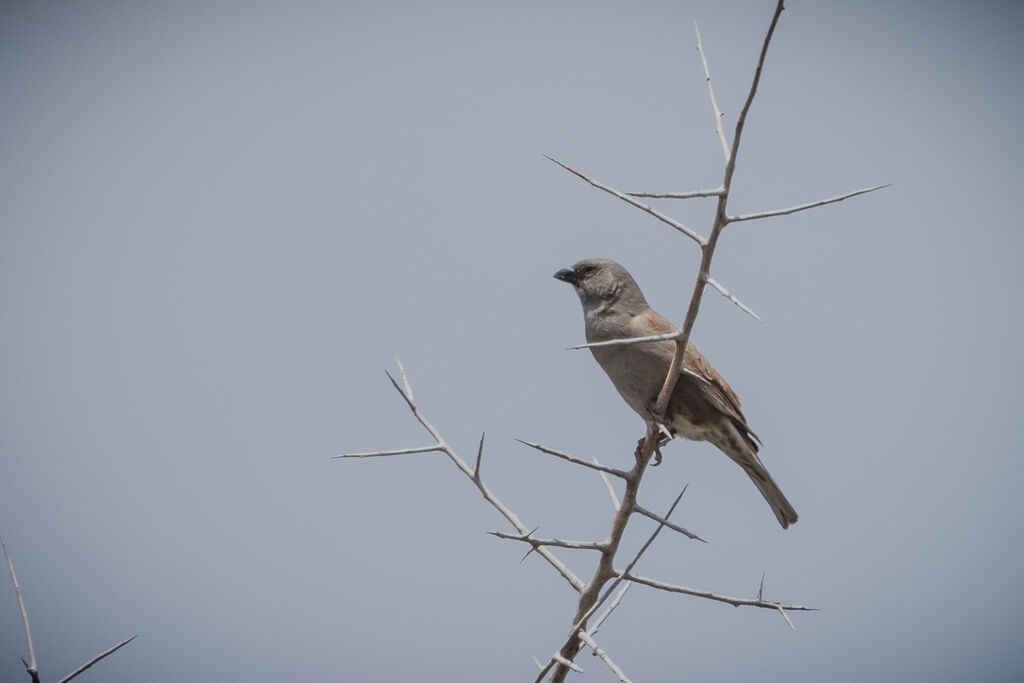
[2,1,1022,681]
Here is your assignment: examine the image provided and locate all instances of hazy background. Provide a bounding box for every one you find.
[2,1,1022,681]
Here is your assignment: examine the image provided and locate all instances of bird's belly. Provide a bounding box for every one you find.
[669,415,714,442]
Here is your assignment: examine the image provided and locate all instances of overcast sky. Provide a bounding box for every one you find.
[2,1,1022,681]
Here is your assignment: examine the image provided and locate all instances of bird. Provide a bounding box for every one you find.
[554,258,798,529]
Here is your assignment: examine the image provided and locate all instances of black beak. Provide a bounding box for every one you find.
[553,267,578,285]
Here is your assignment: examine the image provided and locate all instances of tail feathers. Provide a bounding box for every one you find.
[718,421,798,529]
[742,460,799,529]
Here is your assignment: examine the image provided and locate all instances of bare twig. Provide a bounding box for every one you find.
[552,653,583,673]
[617,571,816,614]
[545,477,688,683]
[395,357,414,401]
[704,275,762,322]
[626,187,724,199]
[473,432,485,480]
[728,183,890,222]
[544,155,707,246]
[332,444,443,459]
[566,329,681,351]
[577,631,632,683]
[345,364,585,592]
[58,636,138,683]
[633,503,705,542]
[696,20,731,162]
[2,535,39,683]
[566,322,764,350]
[597,462,621,511]
[516,439,630,479]
[488,530,607,552]
[589,582,631,636]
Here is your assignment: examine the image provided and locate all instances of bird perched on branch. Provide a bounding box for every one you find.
[554,258,798,529]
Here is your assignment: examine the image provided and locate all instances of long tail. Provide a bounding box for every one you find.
[718,422,799,529]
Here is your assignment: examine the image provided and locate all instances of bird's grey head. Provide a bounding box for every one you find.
[553,258,649,313]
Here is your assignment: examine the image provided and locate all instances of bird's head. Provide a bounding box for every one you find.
[554,258,649,313]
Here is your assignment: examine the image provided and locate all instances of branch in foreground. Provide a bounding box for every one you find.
[633,504,705,542]
[544,155,707,246]
[538,475,688,683]
[727,183,891,222]
[577,631,632,683]
[3,535,39,683]
[58,636,138,683]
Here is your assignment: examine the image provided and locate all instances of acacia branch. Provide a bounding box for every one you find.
[332,444,443,458]
[544,155,707,246]
[727,183,890,222]
[633,504,705,542]
[577,631,632,683]
[488,530,608,552]
[651,0,786,419]
[543,468,687,683]
[626,187,724,199]
[597,463,621,511]
[58,636,138,683]
[696,20,731,162]
[516,439,630,479]
[704,275,762,321]
[617,570,815,626]
[2,535,39,683]
[340,365,585,593]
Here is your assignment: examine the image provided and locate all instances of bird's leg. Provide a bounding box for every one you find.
[636,421,664,466]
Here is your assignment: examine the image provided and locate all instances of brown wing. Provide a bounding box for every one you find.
[628,309,760,445]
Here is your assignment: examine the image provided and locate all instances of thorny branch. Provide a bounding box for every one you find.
[2,534,135,683]
[339,365,585,593]
[339,0,891,679]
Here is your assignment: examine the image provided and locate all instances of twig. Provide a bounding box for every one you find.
[544,155,707,246]
[727,184,890,222]
[577,631,632,683]
[473,432,485,480]
[551,653,583,673]
[2,535,39,683]
[58,636,138,683]
[343,363,585,592]
[589,582,631,636]
[626,187,724,199]
[488,530,607,552]
[332,444,443,458]
[566,329,681,351]
[596,462,621,511]
[617,571,816,614]
[704,275,762,322]
[695,20,731,162]
[395,357,413,401]
[633,503,705,542]
[516,439,630,479]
